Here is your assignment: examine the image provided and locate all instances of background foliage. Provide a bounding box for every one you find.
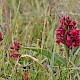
[0,0,80,80]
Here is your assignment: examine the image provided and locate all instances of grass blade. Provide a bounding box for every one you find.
[20,54,47,72]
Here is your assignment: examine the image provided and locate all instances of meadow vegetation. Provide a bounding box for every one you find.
[0,0,80,80]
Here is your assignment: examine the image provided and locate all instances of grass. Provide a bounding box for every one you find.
[0,0,80,80]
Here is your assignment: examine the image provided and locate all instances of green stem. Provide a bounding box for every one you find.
[64,45,69,60]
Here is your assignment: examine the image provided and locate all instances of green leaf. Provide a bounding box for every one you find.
[73,47,80,61]
[21,46,67,66]
[54,53,66,66]
[77,59,80,66]
[50,52,54,68]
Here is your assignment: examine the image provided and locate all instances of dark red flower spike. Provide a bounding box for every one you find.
[56,15,80,49]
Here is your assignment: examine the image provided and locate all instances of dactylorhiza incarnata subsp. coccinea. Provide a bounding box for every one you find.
[9,40,22,58]
[56,15,80,49]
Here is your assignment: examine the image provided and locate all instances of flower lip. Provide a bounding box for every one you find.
[66,35,72,45]
[14,40,21,45]
[69,21,76,29]
[10,54,21,58]
[56,39,60,44]
[10,46,14,49]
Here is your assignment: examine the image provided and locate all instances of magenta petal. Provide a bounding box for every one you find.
[56,30,62,35]
[66,35,72,46]
[57,24,63,30]
[13,40,21,51]
[69,22,74,26]
[14,40,21,46]
[56,39,60,44]
[10,46,14,49]
[72,20,76,26]
[60,16,65,23]
[69,20,76,27]
[70,29,79,37]
[10,54,20,58]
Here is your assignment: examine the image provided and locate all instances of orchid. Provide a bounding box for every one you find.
[56,15,80,49]
[9,40,21,58]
